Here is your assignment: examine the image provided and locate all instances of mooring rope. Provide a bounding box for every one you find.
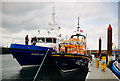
[33,49,49,81]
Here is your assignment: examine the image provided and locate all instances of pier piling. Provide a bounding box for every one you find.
[99,37,101,54]
[107,24,112,66]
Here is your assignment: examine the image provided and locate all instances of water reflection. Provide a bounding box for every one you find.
[18,64,88,81]
[19,64,62,80]
[2,54,88,81]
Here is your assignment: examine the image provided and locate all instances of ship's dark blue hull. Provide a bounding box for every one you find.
[51,53,91,72]
[9,44,55,66]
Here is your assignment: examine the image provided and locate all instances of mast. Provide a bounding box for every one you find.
[77,17,80,34]
[48,7,62,37]
[52,7,56,25]
[49,7,57,30]
[78,17,80,29]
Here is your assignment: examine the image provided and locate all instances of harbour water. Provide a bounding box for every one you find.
[1,54,88,81]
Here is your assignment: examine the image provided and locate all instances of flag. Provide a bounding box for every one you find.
[80,30,83,33]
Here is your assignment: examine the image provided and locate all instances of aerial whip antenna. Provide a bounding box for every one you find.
[77,17,80,31]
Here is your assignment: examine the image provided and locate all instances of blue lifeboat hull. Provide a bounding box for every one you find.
[9,44,55,66]
[51,53,91,72]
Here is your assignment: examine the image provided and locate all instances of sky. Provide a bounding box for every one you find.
[0,0,119,50]
[119,1,120,49]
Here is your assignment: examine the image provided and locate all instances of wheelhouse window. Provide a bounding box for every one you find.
[77,41,82,45]
[53,38,56,43]
[37,38,45,43]
[83,42,85,46]
[46,38,52,43]
[69,40,75,45]
[36,37,57,43]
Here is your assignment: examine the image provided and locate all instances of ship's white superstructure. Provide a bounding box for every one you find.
[30,7,62,52]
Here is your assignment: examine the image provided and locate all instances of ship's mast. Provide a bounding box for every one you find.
[47,7,62,38]
[77,17,80,31]
[49,7,57,30]
[76,17,81,34]
[52,7,56,25]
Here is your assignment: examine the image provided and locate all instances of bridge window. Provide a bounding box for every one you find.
[83,42,85,46]
[46,38,52,43]
[53,38,56,43]
[77,41,82,45]
[37,38,45,43]
[69,40,75,45]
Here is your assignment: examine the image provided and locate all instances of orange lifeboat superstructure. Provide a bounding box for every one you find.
[60,34,87,55]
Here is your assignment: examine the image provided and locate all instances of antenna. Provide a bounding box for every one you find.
[77,17,80,31]
[78,17,79,27]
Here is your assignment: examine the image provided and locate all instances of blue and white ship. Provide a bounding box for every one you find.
[9,43,55,66]
[9,7,62,66]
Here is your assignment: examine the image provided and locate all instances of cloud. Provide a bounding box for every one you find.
[2,2,55,33]
[2,0,120,2]
[2,2,51,16]
[1,2,118,50]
